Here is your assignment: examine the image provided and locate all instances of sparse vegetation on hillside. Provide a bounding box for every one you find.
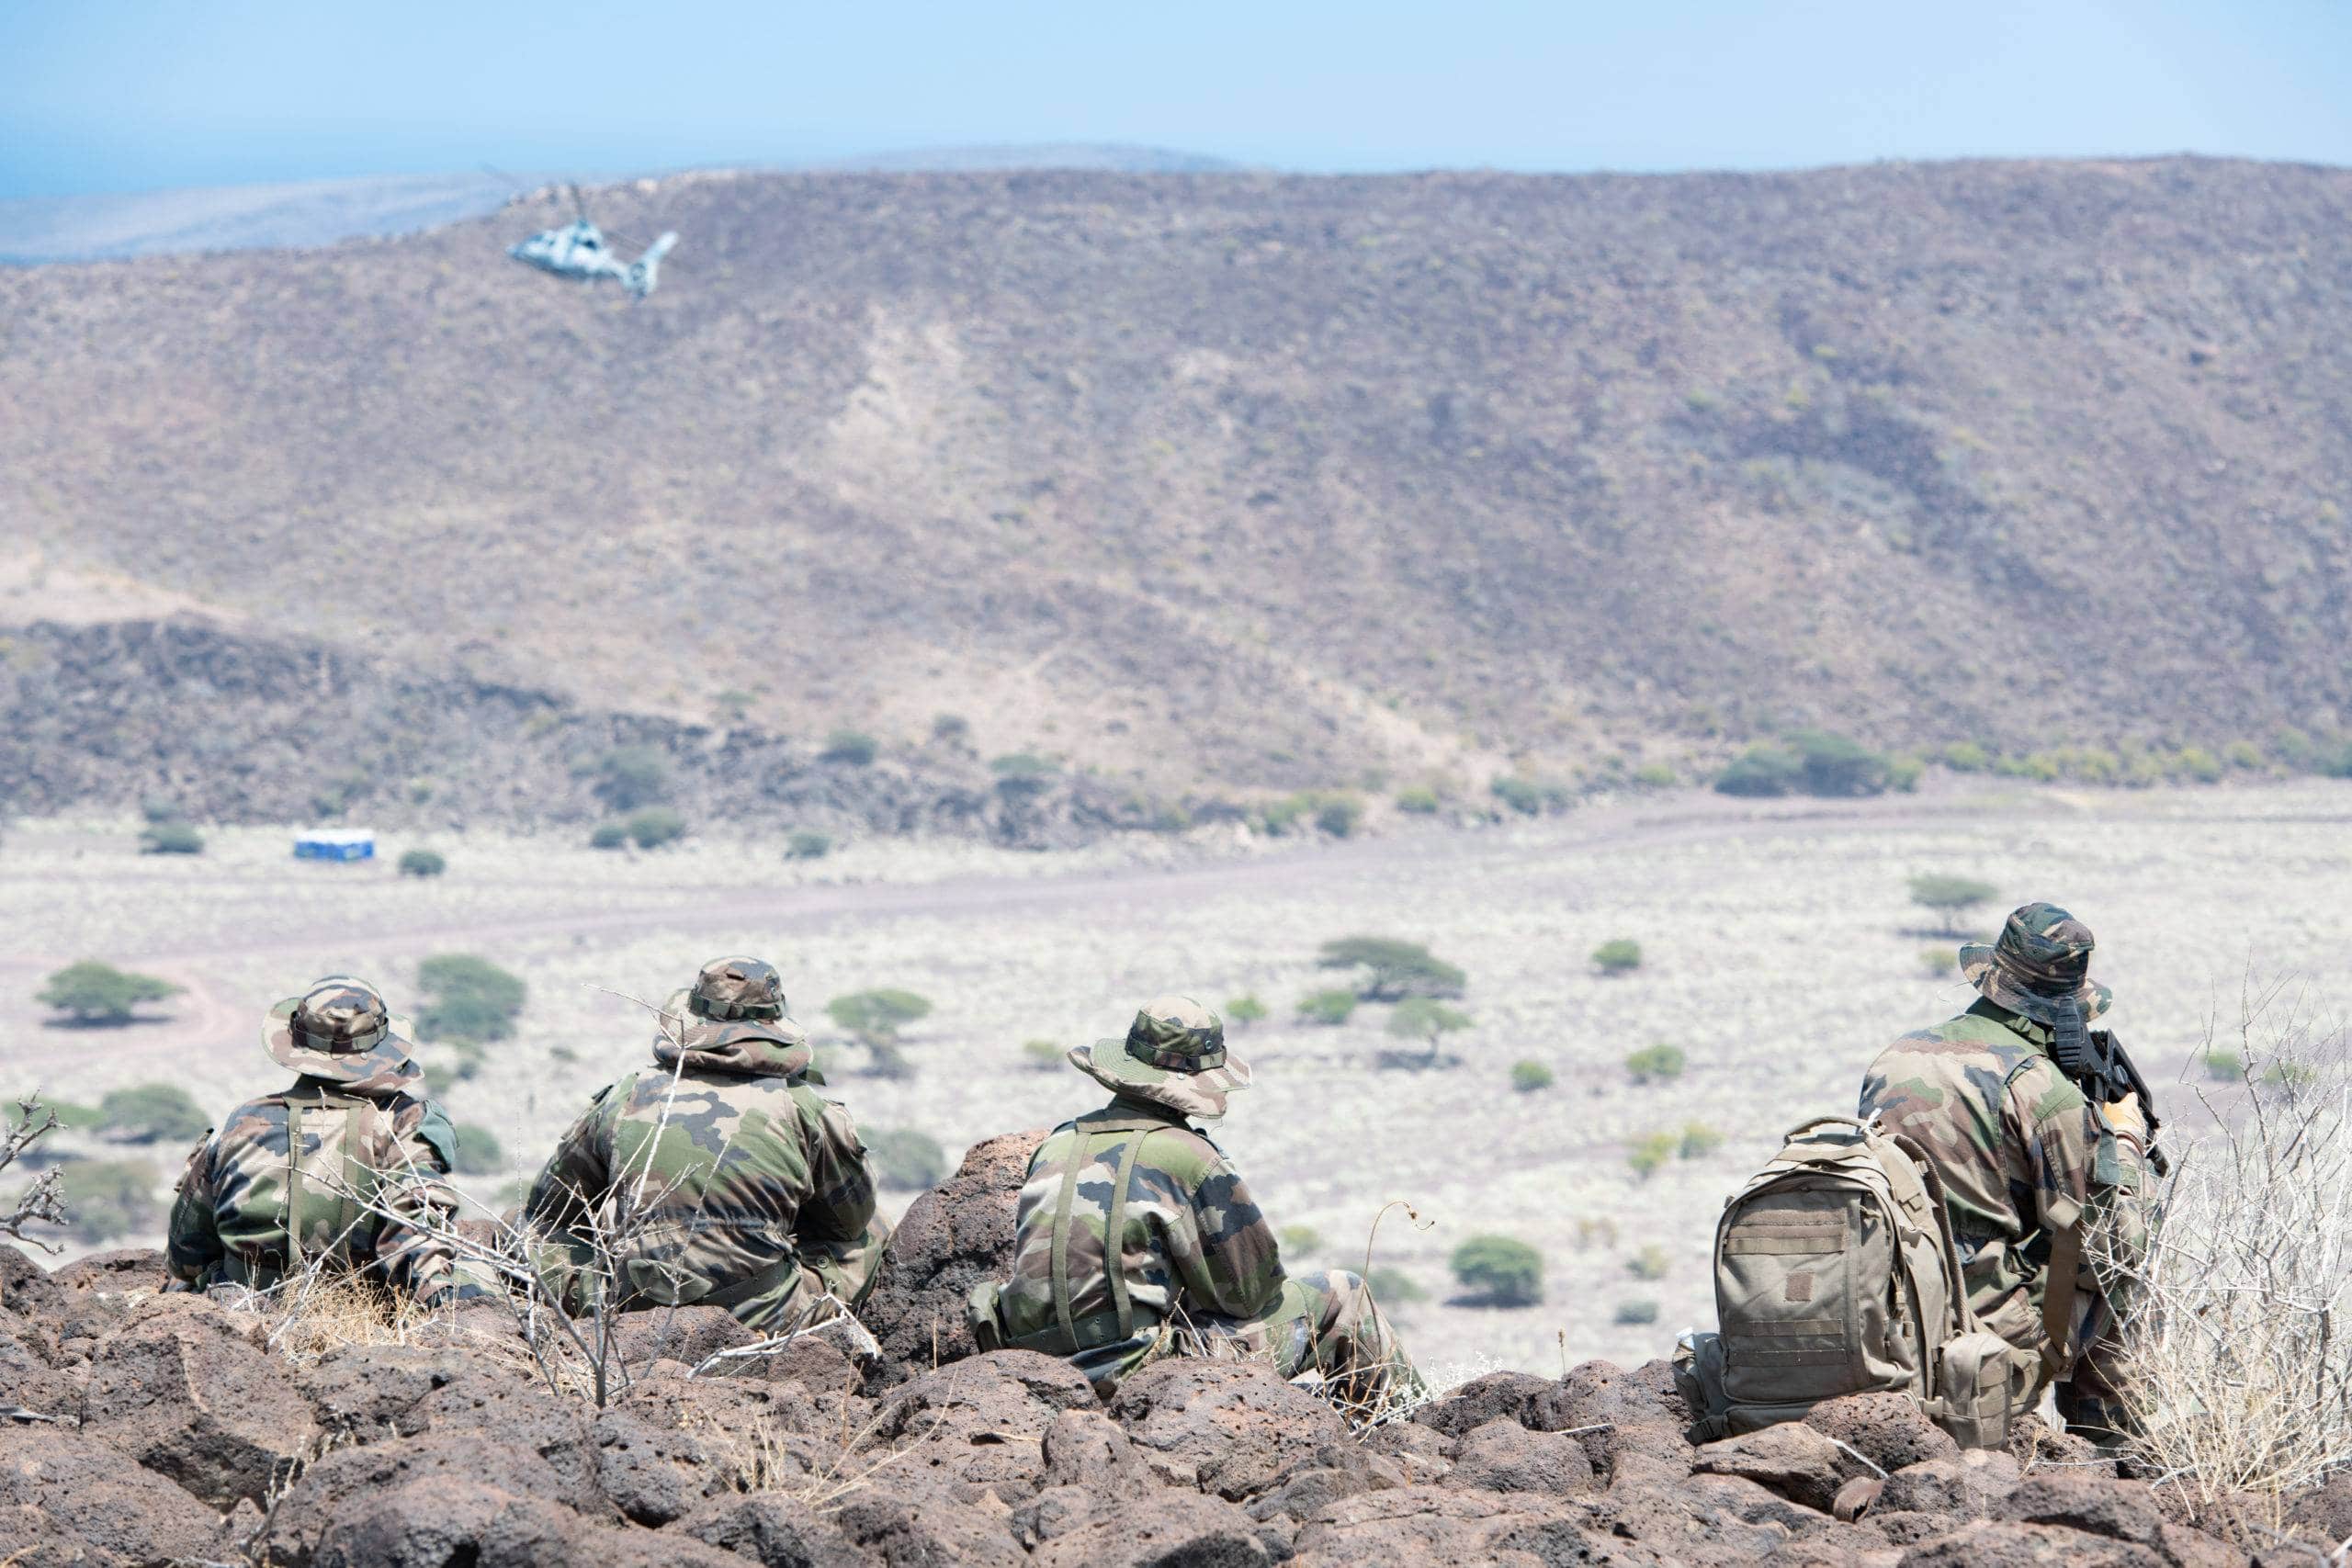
[397,848,447,878]
[55,1157,160,1244]
[1384,997,1471,1069]
[1510,1059,1554,1093]
[1714,730,1901,799]
[139,819,204,855]
[593,746,669,811]
[1624,1043,1686,1084]
[448,1122,505,1176]
[624,807,686,849]
[1223,995,1267,1026]
[37,961,181,1025]
[786,830,831,860]
[1295,989,1359,1027]
[820,730,879,767]
[1020,1039,1063,1071]
[1451,1234,1543,1307]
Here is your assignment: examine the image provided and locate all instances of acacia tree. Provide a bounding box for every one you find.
[827,989,934,1077]
[1908,874,1999,937]
[1317,937,1466,1001]
[1386,998,1472,1069]
[37,962,182,1025]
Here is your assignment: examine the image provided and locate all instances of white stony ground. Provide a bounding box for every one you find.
[6,777,2349,1379]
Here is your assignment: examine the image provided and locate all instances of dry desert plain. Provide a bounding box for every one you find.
[6,779,2350,1380]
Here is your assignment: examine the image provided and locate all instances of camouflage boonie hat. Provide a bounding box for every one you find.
[1069,995,1252,1121]
[658,955,812,1077]
[686,956,787,1021]
[264,976,414,1083]
[1960,902,2112,1026]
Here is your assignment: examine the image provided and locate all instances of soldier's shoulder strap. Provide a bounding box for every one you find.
[1047,1116,1168,1349]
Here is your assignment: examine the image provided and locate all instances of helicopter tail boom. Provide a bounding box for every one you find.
[625,232,679,299]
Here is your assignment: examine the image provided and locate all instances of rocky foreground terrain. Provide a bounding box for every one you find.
[6,1132,2346,1567]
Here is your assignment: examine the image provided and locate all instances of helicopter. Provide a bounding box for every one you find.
[503,182,677,299]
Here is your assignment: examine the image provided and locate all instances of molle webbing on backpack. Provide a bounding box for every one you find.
[1046,1113,1168,1352]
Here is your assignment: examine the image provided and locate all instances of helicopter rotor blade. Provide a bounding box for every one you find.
[568,183,590,222]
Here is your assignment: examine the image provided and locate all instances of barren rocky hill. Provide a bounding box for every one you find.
[4,1133,2342,1566]
[6,157,2352,819]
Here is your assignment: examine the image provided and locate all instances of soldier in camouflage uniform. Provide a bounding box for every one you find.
[167,976,481,1303]
[967,996,1423,1403]
[520,956,888,1331]
[1860,904,2150,1437]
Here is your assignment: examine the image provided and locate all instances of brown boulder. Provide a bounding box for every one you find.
[78,1293,323,1510]
[260,1432,582,1567]
[1877,1451,2021,1517]
[828,1468,1027,1566]
[1998,1475,2172,1551]
[675,1493,868,1567]
[1109,1359,1353,1501]
[1803,1393,1962,1477]
[858,1128,1047,1388]
[608,1304,760,1372]
[1691,1423,1847,1513]
[0,1426,232,1566]
[1028,1487,1280,1566]
[1410,1371,1557,1438]
[0,1244,70,1323]
[1535,1359,1699,1478]
[865,1349,1098,1502]
[306,1475,683,1568]
[295,1344,479,1438]
[1443,1418,1597,1496]
[0,1316,77,1418]
[1896,1518,2166,1565]
[411,1359,607,1514]
[1291,1483,1674,1567]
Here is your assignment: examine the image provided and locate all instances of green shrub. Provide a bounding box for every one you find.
[866,1127,947,1190]
[990,752,1057,799]
[594,746,670,811]
[448,1123,505,1175]
[140,820,205,855]
[2260,1060,2319,1092]
[1279,1224,1323,1256]
[1627,1132,1678,1180]
[1679,1122,1722,1159]
[1318,937,1465,999]
[626,807,687,848]
[1021,1039,1064,1071]
[1908,873,1998,935]
[1614,1299,1660,1325]
[1451,1234,1544,1306]
[2225,739,2265,771]
[1940,741,1991,773]
[1887,755,1925,793]
[2176,746,2224,784]
[1510,1059,1555,1093]
[1789,729,1892,796]
[590,822,628,850]
[41,1100,103,1131]
[1631,761,1677,788]
[56,1158,160,1244]
[714,688,754,721]
[417,954,526,1045]
[1223,995,1268,1026]
[1295,989,1359,1026]
[1385,998,1472,1066]
[1576,1217,1620,1250]
[1315,795,1363,838]
[1624,1043,1686,1084]
[787,830,832,861]
[821,729,878,766]
[1918,947,1956,976]
[1592,939,1643,976]
[1713,745,1801,797]
[397,848,447,878]
[2200,1048,2245,1082]
[98,1084,209,1143]
[423,1063,458,1098]
[932,714,971,744]
[140,798,185,825]
[1366,1267,1428,1305]
[38,962,182,1025]
[1626,1245,1671,1280]
[1395,786,1442,815]
[1486,775,1561,818]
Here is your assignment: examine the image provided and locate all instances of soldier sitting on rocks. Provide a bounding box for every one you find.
[520,955,890,1332]
[1860,903,2152,1441]
[166,976,486,1304]
[967,994,1424,1404]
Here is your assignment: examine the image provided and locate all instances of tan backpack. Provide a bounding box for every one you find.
[1674,1115,2027,1449]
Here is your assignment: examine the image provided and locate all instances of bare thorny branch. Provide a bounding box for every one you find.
[2,1095,70,1254]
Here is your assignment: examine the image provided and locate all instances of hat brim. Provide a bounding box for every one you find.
[263,996,416,1083]
[1959,948,2112,1026]
[1069,1038,1251,1121]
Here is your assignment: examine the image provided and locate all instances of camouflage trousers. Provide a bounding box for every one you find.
[1181,1269,1426,1407]
[526,1211,892,1335]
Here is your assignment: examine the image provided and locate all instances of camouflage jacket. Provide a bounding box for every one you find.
[519,1022,881,1330]
[165,1056,469,1302]
[998,1095,1285,1390]
[1859,998,2125,1353]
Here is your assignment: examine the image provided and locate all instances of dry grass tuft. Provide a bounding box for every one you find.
[2102,977,2352,1528]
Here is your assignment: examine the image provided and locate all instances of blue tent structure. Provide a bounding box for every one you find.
[294,829,376,863]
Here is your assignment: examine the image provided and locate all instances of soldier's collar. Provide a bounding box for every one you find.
[1966,996,2054,1046]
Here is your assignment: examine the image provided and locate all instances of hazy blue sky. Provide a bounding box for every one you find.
[4,0,2349,198]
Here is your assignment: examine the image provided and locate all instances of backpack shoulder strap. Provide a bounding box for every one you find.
[1048,1115,1172,1347]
